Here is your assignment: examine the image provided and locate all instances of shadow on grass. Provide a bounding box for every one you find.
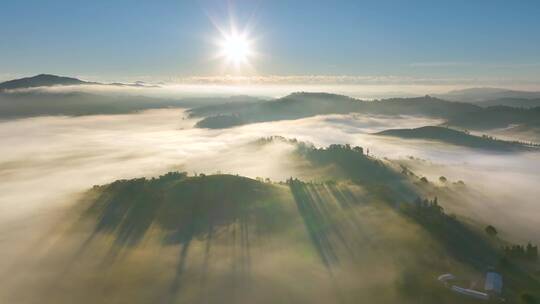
[70,172,288,303]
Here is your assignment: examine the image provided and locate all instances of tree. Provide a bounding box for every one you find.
[526,243,538,261]
[439,176,447,183]
[455,180,465,186]
[485,225,498,237]
[353,146,363,154]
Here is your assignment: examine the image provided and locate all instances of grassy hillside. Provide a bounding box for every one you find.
[377,126,536,151]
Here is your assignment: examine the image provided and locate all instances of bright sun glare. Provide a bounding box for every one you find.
[218,31,254,67]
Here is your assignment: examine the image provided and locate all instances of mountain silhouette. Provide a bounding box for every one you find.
[0,74,96,91]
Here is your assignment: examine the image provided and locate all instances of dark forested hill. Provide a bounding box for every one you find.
[86,172,289,247]
[190,93,540,142]
[0,91,262,118]
[0,91,186,118]
[445,106,540,130]
[191,92,481,129]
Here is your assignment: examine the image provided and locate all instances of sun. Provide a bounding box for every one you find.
[221,34,251,64]
[216,31,255,68]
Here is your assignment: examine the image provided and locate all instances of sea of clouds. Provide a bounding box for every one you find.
[0,106,539,279]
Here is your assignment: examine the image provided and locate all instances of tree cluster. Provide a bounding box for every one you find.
[485,225,497,237]
[503,243,538,261]
[412,197,444,216]
[323,143,364,155]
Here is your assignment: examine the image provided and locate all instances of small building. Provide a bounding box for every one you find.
[484,271,503,295]
[438,270,504,301]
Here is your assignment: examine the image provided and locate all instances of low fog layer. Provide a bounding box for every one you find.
[1,108,539,302]
[1,108,538,232]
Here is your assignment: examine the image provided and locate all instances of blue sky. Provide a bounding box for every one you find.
[1,0,539,85]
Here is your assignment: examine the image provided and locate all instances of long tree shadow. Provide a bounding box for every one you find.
[400,197,499,270]
[288,179,379,271]
[300,143,417,201]
[289,179,507,275]
[65,172,288,304]
[289,180,339,268]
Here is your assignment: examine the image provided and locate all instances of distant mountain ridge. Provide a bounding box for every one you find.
[445,105,540,130]
[376,126,536,151]
[436,87,540,102]
[0,74,96,91]
[191,92,481,129]
[469,98,540,108]
[189,92,540,141]
[2,76,539,141]
[0,74,162,92]
[0,91,262,119]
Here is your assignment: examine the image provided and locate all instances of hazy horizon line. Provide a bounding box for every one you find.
[2,73,540,92]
